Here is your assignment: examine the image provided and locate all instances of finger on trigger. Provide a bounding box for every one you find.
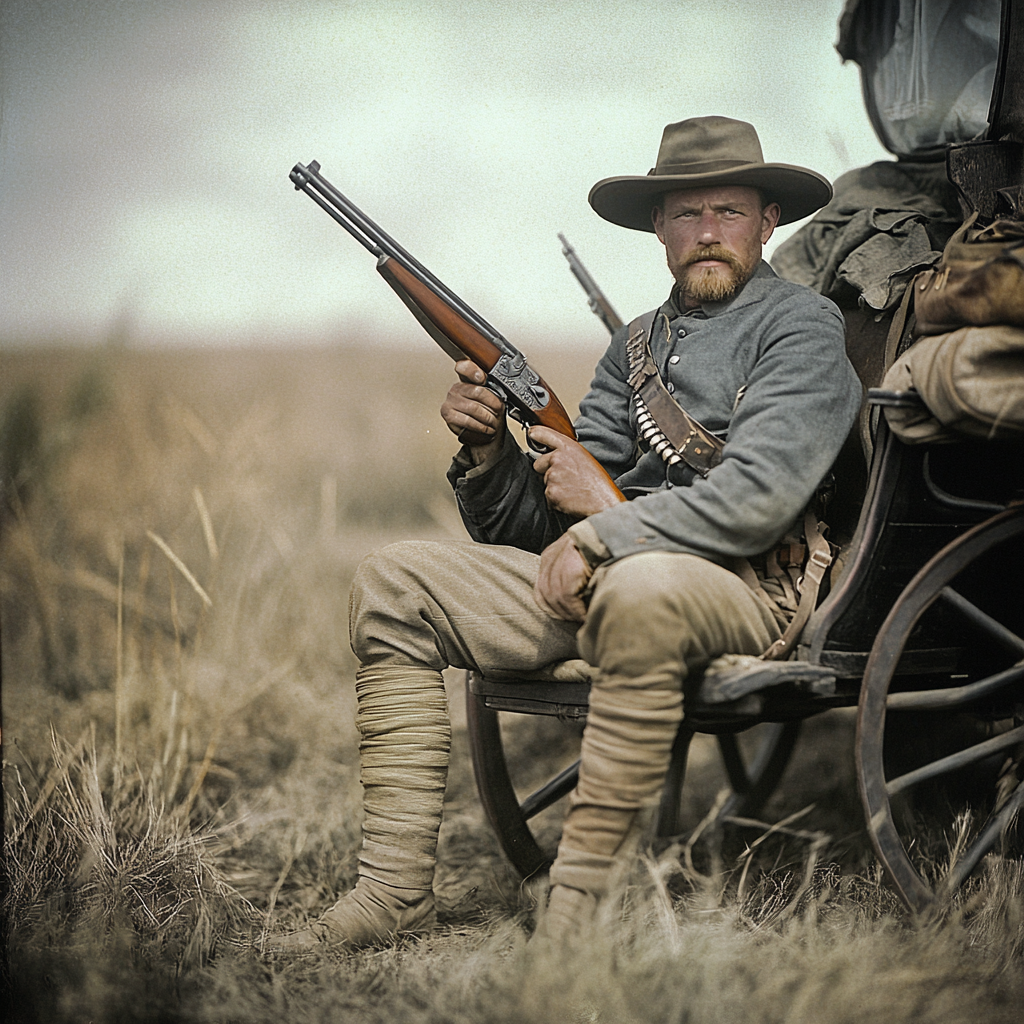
[529,425,565,448]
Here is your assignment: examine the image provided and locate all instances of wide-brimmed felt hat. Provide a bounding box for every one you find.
[589,116,833,231]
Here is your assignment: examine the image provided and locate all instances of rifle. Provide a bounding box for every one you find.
[289,161,612,471]
[558,233,623,336]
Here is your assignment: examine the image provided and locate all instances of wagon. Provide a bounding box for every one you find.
[465,0,1024,913]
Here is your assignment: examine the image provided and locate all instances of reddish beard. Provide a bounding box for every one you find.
[674,245,753,302]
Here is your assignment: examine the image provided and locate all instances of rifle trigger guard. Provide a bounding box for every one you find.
[499,403,549,454]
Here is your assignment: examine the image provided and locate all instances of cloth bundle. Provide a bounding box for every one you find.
[914,216,1024,334]
[771,160,962,313]
[883,213,1024,443]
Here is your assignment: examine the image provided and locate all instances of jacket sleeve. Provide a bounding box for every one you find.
[446,430,575,553]
[583,297,860,563]
[446,325,638,553]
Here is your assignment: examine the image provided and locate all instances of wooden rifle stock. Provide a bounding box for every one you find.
[289,159,624,501]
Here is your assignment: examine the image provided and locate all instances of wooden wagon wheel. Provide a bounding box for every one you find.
[857,506,1024,913]
[467,676,800,879]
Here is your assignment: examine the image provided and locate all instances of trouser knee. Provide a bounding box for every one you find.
[578,553,698,680]
[349,541,448,670]
[578,551,777,681]
[348,539,574,676]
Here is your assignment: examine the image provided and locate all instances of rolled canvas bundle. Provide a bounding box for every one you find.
[883,325,1024,442]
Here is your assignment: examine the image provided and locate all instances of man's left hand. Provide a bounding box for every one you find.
[534,531,591,622]
[529,427,625,518]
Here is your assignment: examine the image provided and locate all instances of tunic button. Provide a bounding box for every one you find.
[667,383,675,393]
[669,355,680,364]
[677,329,686,338]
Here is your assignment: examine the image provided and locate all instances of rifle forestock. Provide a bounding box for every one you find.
[378,258,577,439]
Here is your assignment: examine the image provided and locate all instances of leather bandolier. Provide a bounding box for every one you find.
[626,311,724,477]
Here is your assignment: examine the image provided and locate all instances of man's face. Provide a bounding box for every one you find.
[652,185,781,305]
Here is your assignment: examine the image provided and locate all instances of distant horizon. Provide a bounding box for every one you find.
[0,322,619,352]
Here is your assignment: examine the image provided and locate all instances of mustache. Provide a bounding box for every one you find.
[683,245,743,272]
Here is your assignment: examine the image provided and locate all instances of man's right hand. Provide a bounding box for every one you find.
[441,359,506,465]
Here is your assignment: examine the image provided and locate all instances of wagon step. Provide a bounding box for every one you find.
[699,655,837,704]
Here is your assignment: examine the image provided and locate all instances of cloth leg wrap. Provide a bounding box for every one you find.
[354,664,451,892]
[549,672,683,898]
[548,551,777,901]
[292,664,450,946]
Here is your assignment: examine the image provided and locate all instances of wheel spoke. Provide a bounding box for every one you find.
[885,724,1024,798]
[520,760,579,820]
[717,734,751,794]
[716,722,792,797]
[740,722,789,782]
[939,586,1024,657]
[946,779,1024,892]
[887,661,1024,710]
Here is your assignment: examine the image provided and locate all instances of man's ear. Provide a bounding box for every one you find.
[760,202,781,245]
[652,205,666,244]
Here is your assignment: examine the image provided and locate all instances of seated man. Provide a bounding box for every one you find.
[276,116,862,951]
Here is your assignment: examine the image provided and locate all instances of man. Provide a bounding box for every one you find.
[274,116,862,951]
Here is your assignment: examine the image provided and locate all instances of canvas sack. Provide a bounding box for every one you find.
[883,324,1024,443]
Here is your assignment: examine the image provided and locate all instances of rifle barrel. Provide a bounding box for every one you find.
[291,161,513,355]
[557,232,623,334]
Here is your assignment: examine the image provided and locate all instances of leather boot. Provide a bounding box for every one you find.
[536,671,682,943]
[269,665,450,952]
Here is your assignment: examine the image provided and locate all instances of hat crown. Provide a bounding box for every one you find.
[588,114,832,232]
[653,116,765,176]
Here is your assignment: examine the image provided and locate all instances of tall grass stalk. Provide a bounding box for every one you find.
[2,346,1021,1023]
[4,727,252,973]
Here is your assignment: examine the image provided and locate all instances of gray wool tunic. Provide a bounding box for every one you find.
[448,261,862,568]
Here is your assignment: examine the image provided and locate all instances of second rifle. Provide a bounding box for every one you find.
[558,233,623,336]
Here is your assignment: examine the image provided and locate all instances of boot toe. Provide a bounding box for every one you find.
[263,924,327,955]
[265,893,436,955]
[530,884,597,946]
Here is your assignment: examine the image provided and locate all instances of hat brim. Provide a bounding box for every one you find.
[588,163,833,231]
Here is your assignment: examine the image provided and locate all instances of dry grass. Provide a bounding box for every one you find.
[2,342,1022,1023]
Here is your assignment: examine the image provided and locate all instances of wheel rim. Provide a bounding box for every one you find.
[465,678,553,878]
[856,506,1024,913]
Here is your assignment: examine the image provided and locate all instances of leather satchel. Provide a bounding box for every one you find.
[914,215,1024,336]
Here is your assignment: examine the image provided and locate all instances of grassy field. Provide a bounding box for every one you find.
[2,342,1022,1023]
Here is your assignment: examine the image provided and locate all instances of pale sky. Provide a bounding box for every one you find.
[0,0,890,348]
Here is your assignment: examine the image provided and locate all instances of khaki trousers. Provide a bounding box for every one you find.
[350,539,780,684]
[348,539,782,899]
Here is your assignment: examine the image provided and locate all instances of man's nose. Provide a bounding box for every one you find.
[697,211,720,242]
